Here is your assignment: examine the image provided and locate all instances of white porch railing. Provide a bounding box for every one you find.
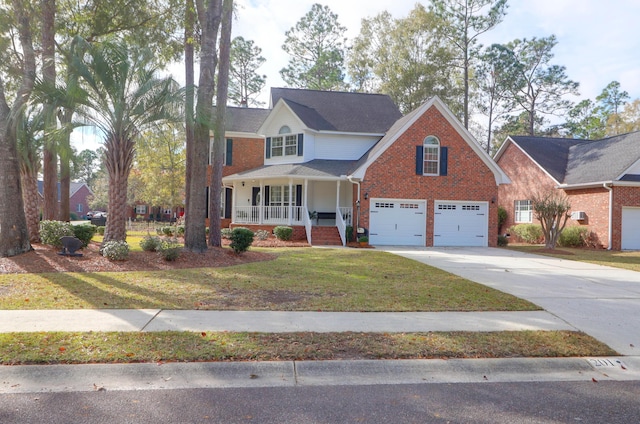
[336,207,346,246]
[339,207,353,226]
[234,206,305,226]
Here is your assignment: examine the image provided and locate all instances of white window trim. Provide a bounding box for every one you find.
[515,200,533,223]
[270,133,298,158]
[423,135,440,176]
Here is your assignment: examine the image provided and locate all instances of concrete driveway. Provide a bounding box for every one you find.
[380,247,640,356]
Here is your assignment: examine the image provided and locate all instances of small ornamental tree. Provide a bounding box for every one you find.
[531,191,571,249]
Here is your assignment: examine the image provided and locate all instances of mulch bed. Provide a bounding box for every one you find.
[0,238,308,274]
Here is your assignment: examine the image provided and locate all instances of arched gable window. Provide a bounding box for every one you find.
[278,125,291,135]
[423,136,440,175]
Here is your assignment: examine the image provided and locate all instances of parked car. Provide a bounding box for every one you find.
[86,211,96,219]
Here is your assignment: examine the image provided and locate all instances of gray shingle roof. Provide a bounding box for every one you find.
[222,160,359,180]
[510,132,640,185]
[224,107,270,133]
[270,88,402,133]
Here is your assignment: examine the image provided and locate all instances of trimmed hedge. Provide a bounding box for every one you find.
[558,226,589,247]
[40,221,74,248]
[229,228,254,254]
[273,226,293,241]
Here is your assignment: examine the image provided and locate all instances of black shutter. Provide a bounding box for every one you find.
[264,186,270,206]
[224,188,232,218]
[415,146,424,175]
[265,137,271,159]
[439,147,448,176]
[252,187,260,206]
[225,139,233,166]
[296,185,302,206]
[205,187,209,219]
[297,133,304,156]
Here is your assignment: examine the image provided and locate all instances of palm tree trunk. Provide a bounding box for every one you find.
[42,0,58,221]
[21,171,41,243]
[103,136,134,243]
[0,0,35,257]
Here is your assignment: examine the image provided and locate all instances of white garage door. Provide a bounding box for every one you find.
[433,201,488,247]
[621,207,640,249]
[369,198,426,246]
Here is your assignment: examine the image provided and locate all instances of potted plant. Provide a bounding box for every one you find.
[357,235,369,247]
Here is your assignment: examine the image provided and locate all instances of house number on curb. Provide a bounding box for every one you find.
[587,358,623,368]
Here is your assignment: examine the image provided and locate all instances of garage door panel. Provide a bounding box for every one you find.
[369,199,426,246]
[434,202,488,247]
[622,207,640,250]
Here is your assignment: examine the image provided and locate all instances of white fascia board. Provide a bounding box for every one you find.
[256,99,307,136]
[225,131,265,139]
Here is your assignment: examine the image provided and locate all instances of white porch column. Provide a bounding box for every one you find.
[288,179,293,225]
[259,181,264,224]
[231,183,237,223]
[336,180,341,211]
[304,179,309,209]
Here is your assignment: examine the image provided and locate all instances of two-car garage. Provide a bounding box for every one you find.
[368,198,488,247]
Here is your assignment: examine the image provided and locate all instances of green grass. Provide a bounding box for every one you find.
[0,330,617,365]
[507,245,640,272]
[0,248,538,311]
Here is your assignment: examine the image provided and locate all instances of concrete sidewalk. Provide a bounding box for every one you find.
[0,309,574,333]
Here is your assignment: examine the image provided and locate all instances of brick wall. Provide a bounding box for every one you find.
[611,186,640,250]
[497,142,557,234]
[207,136,265,180]
[359,106,500,247]
[564,188,609,248]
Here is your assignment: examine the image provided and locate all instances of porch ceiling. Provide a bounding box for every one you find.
[223,159,359,182]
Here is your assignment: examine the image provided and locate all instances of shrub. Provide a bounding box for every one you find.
[157,226,175,237]
[96,226,105,235]
[72,224,97,247]
[70,212,79,221]
[221,228,233,239]
[497,235,509,247]
[558,226,589,247]
[358,235,369,243]
[176,225,185,236]
[229,227,254,254]
[255,229,270,240]
[140,235,162,252]
[273,226,293,241]
[101,241,129,261]
[509,224,544,244]
[158,238,182,261]
[497,206,507,232]
[40,220,74,248]
[346,226,354,242]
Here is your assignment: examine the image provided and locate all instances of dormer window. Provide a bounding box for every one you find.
[266,129,304,158]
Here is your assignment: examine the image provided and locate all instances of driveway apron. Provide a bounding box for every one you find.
[380,247,640,356]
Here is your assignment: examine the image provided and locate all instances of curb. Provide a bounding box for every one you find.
[2,356,639,394]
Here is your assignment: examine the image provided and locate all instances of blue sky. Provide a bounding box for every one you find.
[73,0,640,151]
[231,0,640,105]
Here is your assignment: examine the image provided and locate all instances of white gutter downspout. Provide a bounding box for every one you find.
[347,176,361,239]
[603,182,613,250]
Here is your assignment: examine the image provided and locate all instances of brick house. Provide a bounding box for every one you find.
[494,132,640,250]
[216,88,510,247]
[37,181,94,219]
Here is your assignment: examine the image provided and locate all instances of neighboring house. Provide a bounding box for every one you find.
[494,132,640,250]
[37,181,94,219]
[216,88,510,247]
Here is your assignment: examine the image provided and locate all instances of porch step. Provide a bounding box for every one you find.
[311,226,343,246]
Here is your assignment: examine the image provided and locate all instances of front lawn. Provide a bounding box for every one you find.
[0,248,538,312]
